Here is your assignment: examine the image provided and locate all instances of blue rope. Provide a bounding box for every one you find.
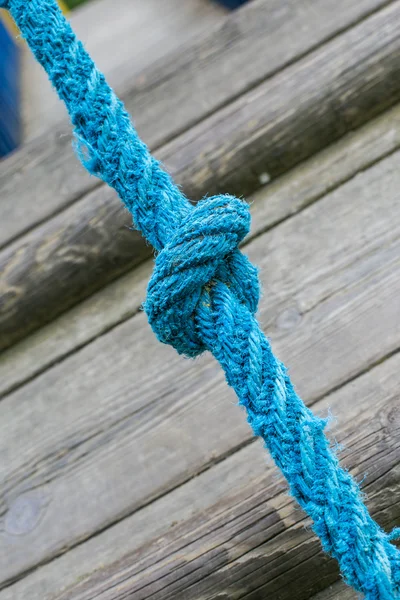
[3,0,399,596]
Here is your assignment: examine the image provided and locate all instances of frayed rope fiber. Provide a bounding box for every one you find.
[3,0,399,596]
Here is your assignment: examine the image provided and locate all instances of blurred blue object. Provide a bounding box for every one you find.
[0,17,21,157]
[214,0,248,8]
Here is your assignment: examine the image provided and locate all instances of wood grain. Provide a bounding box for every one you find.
[2,1,400,351]
[2,102,400,398]
[1,0,389,248]
[2,351,399,600]
[163,0,400,201]
[0,185,147,350]
[1,150,399,588]
[311,581,358,600]
[56,353,400,600]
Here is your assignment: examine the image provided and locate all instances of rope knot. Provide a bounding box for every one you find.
[145,195,259,357]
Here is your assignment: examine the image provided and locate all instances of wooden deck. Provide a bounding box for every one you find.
[0,1,399,598]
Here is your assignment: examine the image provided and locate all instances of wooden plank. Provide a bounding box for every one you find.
[1,150,400,587]
[311,581,357,600]
[2,2,400,352]
[1,0,389,249]
[1,102,400,398]
[1,351,399,600]
[21,0,226,143]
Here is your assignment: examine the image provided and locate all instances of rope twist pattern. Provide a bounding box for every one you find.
[2,1,399,597]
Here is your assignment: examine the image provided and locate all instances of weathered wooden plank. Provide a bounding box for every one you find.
[0,185,148,349]
[1,150,399,587]
[21,0,226,143]
[311,581,357,600]
[2,1,400,351]
[1,0,389,248]
[2,351,399,600]
[2,102,400,398]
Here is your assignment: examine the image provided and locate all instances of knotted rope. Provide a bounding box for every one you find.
[147,194,260,356]
[3,0,399,597]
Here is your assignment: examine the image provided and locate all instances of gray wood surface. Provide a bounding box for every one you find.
[56,353,400,600]
[311,581,357,599]
[1,0,388,249]
[2,351,399,600]
[21,0,226,142]
[2,102,400,398]
[1,149,399,589]
[2,0,400,351]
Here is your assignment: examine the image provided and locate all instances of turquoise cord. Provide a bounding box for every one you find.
[2,0,399,596]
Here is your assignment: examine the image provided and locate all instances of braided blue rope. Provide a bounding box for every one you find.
[3,0,399,596]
